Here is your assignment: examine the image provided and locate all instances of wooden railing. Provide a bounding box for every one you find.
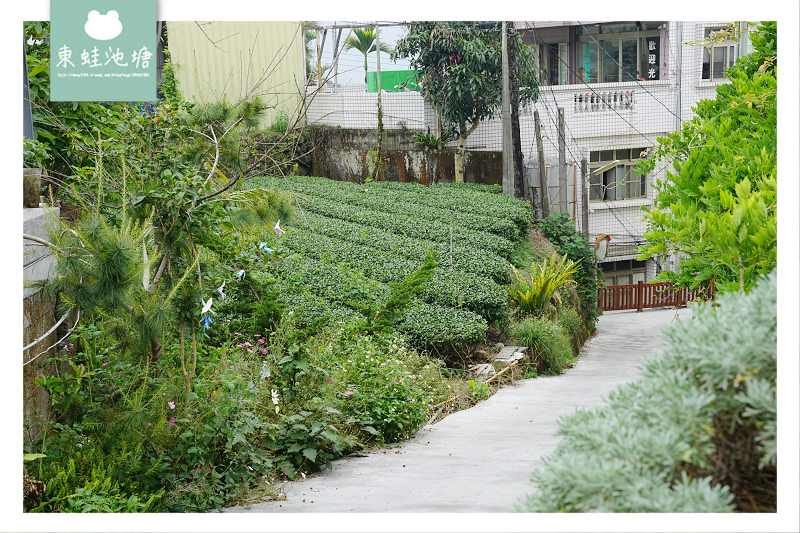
[599,281,714,312]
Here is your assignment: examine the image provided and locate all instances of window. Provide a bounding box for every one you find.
[540,43,569,86]
[575,22,664,84]
[701,27,737,80]
[600,259,646,286]
[589,147,649,201]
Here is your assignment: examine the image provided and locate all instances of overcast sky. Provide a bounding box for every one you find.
[309,21,412,86]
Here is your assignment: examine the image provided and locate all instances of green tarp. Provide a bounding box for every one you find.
[366,70,420,92]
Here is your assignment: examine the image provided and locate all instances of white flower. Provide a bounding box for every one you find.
[271,389,280,405]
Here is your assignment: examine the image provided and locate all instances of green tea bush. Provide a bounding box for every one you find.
[292,210,511,283]
[270,177,523,242]
[271,254,488,349]
[288,194,516,259]
[282,228,507,321]
[368,179,532,237]
[517,271,776,512]
[510,317,574,375]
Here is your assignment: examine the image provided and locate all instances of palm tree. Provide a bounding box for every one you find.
[344,26,394,85]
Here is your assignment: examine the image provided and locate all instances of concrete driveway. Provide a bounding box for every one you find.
[223,306,691,514]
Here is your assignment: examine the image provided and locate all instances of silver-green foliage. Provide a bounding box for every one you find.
[517,271,776,512]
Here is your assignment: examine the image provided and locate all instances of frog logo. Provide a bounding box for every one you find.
[84,10,123,41]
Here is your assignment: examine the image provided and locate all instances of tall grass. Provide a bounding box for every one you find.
[510,317,574,375]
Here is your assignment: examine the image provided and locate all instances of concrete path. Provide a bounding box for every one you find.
[224,306,692,514]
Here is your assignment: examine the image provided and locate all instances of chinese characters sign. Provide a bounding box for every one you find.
[645,37,660,81]
[50,0,156,101]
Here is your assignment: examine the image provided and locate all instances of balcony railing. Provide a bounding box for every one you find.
[573,89,635,112]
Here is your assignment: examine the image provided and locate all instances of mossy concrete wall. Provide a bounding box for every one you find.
[309,128,503,186]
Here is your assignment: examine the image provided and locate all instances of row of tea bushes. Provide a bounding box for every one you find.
[271,254,488,349]
[282,227,508,322]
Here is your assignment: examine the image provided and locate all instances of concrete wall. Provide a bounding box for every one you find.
[309,127,505,186]
[23,207,60,449]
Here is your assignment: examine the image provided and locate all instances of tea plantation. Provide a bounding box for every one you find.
[245,176,533,352]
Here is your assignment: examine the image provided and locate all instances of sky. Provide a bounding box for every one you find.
[309,21,411,86]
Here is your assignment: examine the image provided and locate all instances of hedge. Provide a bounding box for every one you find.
[270,254,488,348]
[281,226,508,322]
[287,194,516,259]
[271,177,524,243]
[292,210,511,284]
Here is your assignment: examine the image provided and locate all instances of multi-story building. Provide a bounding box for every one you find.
[303,21,754,286]
[515,21,751,286]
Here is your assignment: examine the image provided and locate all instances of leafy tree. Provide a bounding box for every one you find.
[637,21,777,294]
[24,22,296,379]
[393,22,539,183]
[344,26,394,85]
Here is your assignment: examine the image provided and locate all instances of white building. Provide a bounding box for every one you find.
[304,21,753,286]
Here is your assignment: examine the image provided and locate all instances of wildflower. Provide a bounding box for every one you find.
[271,389,280,405]
[344,391,354,396]
[244,341,253,347]
[168,401,175,409]
[261,349,268,355]
[147,422,152,427]
[169,417,176,425]
[258,338,265,344]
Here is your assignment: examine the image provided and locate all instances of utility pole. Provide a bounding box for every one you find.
[375,27,384,181]
[333,27,342,92]
[315,28,322,89]
[558,107,567,213]
[507,25,525,199]
[534,110,549,218]
[501,22,513,196]
[581,158,589,237]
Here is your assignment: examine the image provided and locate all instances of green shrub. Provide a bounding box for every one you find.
[319,329,446,445]
[292,210,511,284]
[507,253,579,318]
[282,191,516,259]
[270,254,488,350]
[556,307,584,339]
[282,228,508,321]
[517,271,776,512]
[510,317,574,375]
[538,212,602,331]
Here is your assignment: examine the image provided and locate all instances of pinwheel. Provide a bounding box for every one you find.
[199,316,213,330]
[216,281,226,299]
[235,270,246,281]
[258,242,274,254]
[201,297,213,315]
[274,219,284,237]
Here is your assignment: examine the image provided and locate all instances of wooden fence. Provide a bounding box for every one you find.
[599,281,714,312]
